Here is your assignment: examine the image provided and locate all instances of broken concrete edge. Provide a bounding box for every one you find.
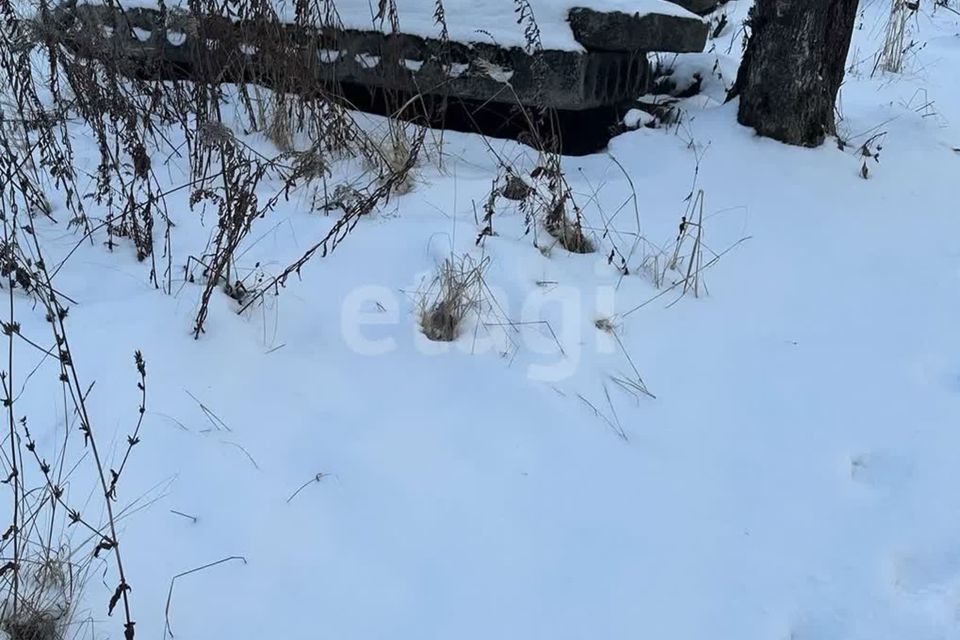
[567,7,708,54]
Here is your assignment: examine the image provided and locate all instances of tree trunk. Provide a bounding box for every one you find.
[731,0,860,147]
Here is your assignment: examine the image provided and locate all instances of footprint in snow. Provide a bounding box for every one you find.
[906,353,960,395]
[892,548,960,596]
[848,451,913,491]
[784,607,849,640]
[889,547,960,630]
[947,370,960,394]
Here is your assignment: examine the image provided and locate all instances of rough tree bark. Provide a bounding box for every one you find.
[731,0,860,147]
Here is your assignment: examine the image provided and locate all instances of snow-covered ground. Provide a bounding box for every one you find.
[5,0,960,639]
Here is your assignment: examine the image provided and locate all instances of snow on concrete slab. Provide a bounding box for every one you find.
[117,0,699,50]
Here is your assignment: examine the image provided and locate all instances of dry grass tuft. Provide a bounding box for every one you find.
[877,0,911,74]
[501,173,533,201]
[533,159,595,255]
[265,94,295,153]
[377,126,421,196]
[594,316,617,333]
[419,255,490,342]
[546,211,595,254]
[198,121,235,149]
[2,605,61,640]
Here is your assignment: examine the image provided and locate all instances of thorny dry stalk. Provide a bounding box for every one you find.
[27,227,142,639]
[678,189,706,298]
[0,2,165,629]
[0,179,150,638]
[1,188,23,623]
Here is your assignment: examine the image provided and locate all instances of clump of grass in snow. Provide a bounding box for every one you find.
[594,316,617,333]
[265,93,295,153]
[501,172,533,201]
[419,255,490,342]
[1,552,76,640]
[381,132,418,196]
[534,161,594,254]
[2,608,59,640]
[545,206,595,254]
[876,0,911,74]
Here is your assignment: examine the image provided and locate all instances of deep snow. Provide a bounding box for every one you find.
[4,0,960,639]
